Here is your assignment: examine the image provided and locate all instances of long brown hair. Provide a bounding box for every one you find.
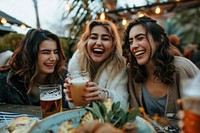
[123,16,182,84]
[9,29,66,93]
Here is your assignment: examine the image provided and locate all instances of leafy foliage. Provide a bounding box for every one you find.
[166,8,200,46]
[0,33,24,52]
[84,98,140,128]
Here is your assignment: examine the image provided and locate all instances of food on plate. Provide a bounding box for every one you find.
[57,120,74,133]
[7,116,38,133]
[57,98,140,133]
[74,120,123,133]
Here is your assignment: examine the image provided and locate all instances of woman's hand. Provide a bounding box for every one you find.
[63,78,73,103]
[84,81,107,102]
[63,79,107,103]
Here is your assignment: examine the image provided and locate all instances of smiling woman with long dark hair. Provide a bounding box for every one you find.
[0,29,68,107]
[123,16,199,117]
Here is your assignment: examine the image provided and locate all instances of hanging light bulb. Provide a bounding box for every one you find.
[122,18,127,26]
[1,18,7,24]
[138,13,145,17]
[20,24,26,29]
[100,12,105,20]
[155,6,161,14]
[65,1,70,11]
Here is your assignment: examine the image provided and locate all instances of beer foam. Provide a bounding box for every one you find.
[182,85,200,97]
[69,77,89,84]
[40,95,62,101]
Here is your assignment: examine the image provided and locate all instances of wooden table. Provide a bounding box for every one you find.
[0,104,41,117]
[0,104,69,118]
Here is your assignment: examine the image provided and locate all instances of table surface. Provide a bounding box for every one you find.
[0,104,69,118]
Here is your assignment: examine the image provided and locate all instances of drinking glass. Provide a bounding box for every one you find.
[39,84,62,118]
[181,78,200,133]
[67,71,89,108]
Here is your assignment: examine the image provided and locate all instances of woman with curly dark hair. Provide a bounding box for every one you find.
[0,29,68,107]
[123,16,199,117]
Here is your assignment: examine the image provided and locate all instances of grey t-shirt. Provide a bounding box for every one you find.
[142,83,167,116]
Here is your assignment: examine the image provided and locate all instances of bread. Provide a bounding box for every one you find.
[57,120,124,133]
[57,120,74,133]
[7,116,38,133]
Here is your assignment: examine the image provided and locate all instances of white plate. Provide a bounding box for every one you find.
[30,108,155,133]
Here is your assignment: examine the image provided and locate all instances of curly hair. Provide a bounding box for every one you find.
[123,16,182,84]
[76,20,125,81]
[9,29,66,93]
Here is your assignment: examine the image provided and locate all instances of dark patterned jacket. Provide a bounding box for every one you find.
[0,70,69,108]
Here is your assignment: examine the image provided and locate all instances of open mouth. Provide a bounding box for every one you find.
[45,63,56,68]
[134,50,145,56]
[93,48,104,54]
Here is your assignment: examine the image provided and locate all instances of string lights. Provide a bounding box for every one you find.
[1,18,7,24]
[122,18,127,25]
[100,12,105,20]
[20,24,27,29]
[65,0,70,11]
[155,6,161,14]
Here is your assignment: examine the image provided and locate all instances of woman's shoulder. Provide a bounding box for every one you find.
[173,56,199,77]
[0,71,9,80]
[174,56,197,68]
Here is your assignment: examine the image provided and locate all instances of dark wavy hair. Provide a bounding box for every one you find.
[123,16,182,84]
[9,29,66,93]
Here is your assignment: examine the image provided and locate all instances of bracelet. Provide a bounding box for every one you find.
[101,89,110,99]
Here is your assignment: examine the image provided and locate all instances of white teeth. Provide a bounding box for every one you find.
[93,49,103,52]
[46,64,54,66]
[135,51,145,56]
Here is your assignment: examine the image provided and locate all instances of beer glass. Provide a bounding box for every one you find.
[67,71,89,108]
[181,78,200,133]
[39,84,62,118]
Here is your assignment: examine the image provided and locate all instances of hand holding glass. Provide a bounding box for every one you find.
[39,84,62,118]
[67,71,89,107]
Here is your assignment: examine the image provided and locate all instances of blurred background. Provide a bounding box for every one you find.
[0,0,200,60]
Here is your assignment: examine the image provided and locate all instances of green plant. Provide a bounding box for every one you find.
[0,33,24,52]
[84,98,141,128]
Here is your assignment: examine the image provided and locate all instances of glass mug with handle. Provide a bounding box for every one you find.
[67,71,90,108]
[39,84,62,118]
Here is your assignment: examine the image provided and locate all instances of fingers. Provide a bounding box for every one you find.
[63,82,70,89]
[84,90,106,101]
[177,110,184,132]
[177,99,183,108]
[63,89,73,102]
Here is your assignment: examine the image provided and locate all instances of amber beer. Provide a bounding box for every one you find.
[69,77,89,106]
[39,84,62,118]
[182,97,200,133]
[40,95,62,118]
[68,71,89,107]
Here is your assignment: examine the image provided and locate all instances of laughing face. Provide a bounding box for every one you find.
[87,26,114,67]
[129,25,157,65]
[37,40,59,75]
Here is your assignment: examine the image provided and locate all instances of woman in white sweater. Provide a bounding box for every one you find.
[64,20,128,109]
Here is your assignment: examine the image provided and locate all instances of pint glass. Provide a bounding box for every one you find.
[67,71,89,107]
[39,84,62,118]
[181,79,200,133]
